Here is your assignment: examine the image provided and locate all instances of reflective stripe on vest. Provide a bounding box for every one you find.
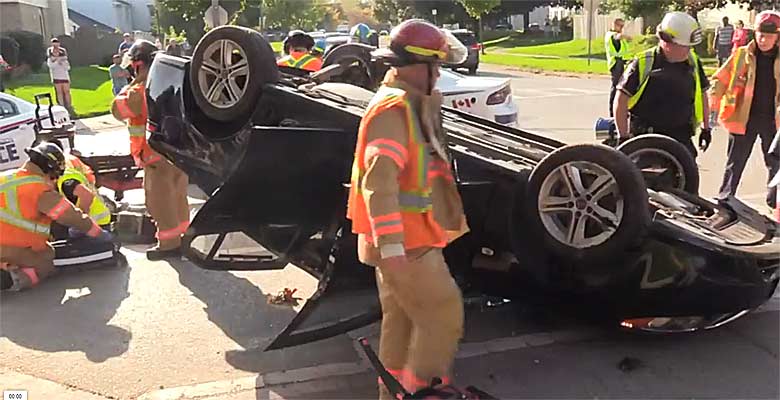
[724,47,747,108]
[288,54,316,69]
[605,31,629,69]
[128,125,145,137]
[627,48,704,126]
[57,168,111,225]
[0,172,51,237]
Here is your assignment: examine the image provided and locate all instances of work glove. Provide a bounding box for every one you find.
[96,229,115,243]
[699,128,712,152]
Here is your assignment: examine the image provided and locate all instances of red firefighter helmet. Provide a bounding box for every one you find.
[372,19,467,66]
[756,10,780,34]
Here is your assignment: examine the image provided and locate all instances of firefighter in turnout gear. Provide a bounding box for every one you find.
[277,30,322,72]
[614,11,713,158]
[347,19,469,399]
[0,142,113,291]
[112,40,190,261]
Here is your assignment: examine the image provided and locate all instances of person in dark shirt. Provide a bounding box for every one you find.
[711,11,780,209]
[614,12,712,158]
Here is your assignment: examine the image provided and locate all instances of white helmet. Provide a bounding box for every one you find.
[657,11,703,47]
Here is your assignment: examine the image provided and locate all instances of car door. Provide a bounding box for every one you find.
[0,97,35,172]
[181,125,381,350]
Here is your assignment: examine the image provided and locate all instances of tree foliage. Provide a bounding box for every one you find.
[456,0,501,19]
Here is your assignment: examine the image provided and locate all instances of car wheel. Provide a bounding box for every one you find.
[322,43,378,90]
[524,144,650,263]
[617,134,699,194]
[189,26,278,122]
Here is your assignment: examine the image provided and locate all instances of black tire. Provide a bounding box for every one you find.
[189,26,278,122]
[524,144,650,263]
[322,43,378,90]
[617,134,700,194]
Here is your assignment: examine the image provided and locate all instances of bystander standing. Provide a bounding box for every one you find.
[552,16,561,38]
[119,33,134,54]
[713,16,735,66]
[46,38,73,114]
[732,20,749,53]
[165,39,182,57]
[109,54,130,95]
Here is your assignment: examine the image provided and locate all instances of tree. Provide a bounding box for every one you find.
[457,0,501,41]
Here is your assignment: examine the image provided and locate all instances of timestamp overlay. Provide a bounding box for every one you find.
[3,390,27,400]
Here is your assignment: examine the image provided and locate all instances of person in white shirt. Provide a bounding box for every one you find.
[46,38,72,113]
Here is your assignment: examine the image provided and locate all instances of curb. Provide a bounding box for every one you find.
[0,369,113,400]
[137,328,602,400]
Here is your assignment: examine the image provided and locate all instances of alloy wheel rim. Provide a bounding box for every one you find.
[538,161,624,249]
[197,39,250,109]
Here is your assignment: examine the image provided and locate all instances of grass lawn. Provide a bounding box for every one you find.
[6,66,114,118]
[484,34,717,76]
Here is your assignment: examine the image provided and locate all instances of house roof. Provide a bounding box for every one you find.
[68,8,115,33]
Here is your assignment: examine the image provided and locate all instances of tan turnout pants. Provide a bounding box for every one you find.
[143,158,189,250]
[0,244,56,289]
[375,248,464,399]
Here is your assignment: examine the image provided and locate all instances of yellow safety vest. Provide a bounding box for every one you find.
[605,31,629,69]
[627,48,704,128]
[57,168,111,225]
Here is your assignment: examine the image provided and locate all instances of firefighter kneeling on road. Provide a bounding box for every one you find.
[277,30,322,72]
[112,40,190,261]
[614,11,713,158]
[347,19,469,399]
[0,142,113,291]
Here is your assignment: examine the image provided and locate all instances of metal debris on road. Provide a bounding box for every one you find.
[267,288,301,306]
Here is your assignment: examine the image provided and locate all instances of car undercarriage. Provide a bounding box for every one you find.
[144,26,780,351]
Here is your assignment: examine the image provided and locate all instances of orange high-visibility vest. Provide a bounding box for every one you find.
[112,83,161,167]
[0,169,56,251]
[347,86,448,250]
[277,51,322,72]
[719,47,748,124]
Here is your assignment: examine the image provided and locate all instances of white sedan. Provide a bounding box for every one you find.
[436,69,518,127]
[0,92,72,171]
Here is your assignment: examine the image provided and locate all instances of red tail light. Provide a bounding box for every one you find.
[486,85,511,105]
[470,43,481,51]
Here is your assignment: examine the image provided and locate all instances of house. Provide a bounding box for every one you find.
[67,0,154,33]
[0,0,70,37]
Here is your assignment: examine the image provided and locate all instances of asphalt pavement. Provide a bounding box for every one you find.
[1,66,778,400]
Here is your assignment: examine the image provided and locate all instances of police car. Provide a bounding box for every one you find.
[0,92,73,172]
[437,69,519,127]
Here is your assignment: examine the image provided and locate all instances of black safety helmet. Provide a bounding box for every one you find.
[25,142,66,178]
[283,30,315,54]
[121,39,158,69]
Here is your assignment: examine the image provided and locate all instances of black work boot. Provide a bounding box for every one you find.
[146,246,182,261]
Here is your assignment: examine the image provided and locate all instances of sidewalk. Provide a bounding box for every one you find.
[1,369,112,400]
[75,114,124,135]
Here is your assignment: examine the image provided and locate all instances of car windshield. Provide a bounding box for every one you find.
[453,32,477,45]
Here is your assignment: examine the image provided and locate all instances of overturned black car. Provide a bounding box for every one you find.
[145,26,779,350]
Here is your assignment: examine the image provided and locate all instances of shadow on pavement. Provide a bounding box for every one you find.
[166,259,359,375]
[0,263,131,362]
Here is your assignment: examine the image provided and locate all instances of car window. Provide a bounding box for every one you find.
[0,99,18,119]
[453,33,477,46]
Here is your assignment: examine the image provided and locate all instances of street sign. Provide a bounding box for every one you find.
[204,0,228,29]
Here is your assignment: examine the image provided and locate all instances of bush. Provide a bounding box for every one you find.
[0,36,20,65]
[2,31,45,72]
